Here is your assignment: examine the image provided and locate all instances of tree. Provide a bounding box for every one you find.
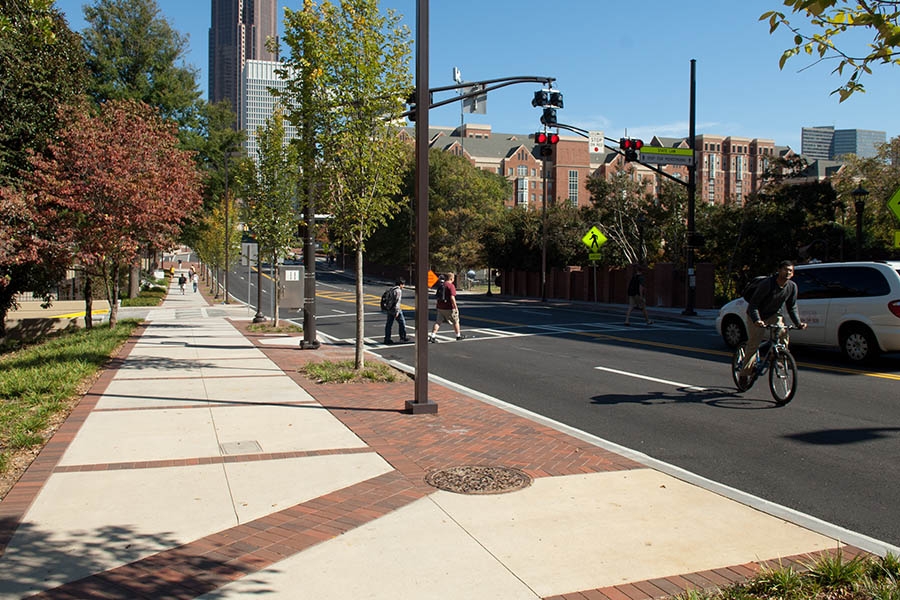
[240,108,299,327]
[23,99,202,327]
[80,0,201,127]
[426,149,509,280]
[281,0,412,369]
[585,167,654,266]
[0,1,88,184]
[762,1,900,101]
[0,2,88,334]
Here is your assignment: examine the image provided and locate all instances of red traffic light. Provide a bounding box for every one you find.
[548,132,559,144]
[535,131,549,144]
[619,137,644,161]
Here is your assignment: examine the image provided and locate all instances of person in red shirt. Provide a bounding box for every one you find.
[428,272,463,342]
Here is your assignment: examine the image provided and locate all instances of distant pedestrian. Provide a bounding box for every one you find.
[192,272,199,293]
[178,274,187,295]
[429,272,463,342]
[382,279,408,345]
[624,266,652,326]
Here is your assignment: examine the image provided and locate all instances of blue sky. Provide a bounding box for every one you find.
[54,0,900,152]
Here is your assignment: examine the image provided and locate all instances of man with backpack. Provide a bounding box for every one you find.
[382,278,408,345]
[428,272,463,342]
[738,260,807,382]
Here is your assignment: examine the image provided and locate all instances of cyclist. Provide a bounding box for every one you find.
[738,260,807,386]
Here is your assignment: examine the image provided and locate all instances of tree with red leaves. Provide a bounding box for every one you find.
[25,99,202,326]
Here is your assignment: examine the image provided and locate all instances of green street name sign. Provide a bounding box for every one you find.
[639,146,694,166]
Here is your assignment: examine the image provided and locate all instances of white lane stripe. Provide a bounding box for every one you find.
[594,365,710,392]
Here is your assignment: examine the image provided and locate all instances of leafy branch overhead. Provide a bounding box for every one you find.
[762,0,900,101]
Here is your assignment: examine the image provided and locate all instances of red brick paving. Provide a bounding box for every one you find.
[0,318,876,599]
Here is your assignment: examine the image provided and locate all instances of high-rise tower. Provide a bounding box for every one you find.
[209,0,278,121]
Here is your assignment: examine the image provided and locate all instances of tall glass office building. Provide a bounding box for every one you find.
[241,60,297,162]
[801,126,885,160]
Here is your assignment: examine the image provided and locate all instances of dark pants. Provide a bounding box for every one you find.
[385,310,407,341]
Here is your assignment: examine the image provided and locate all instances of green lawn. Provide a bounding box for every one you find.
[0,320,140,475]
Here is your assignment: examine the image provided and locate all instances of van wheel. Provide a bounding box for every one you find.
[841,325,879,363]
[721,315,747,349]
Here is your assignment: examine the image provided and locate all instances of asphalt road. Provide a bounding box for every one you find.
[226,261,900,549]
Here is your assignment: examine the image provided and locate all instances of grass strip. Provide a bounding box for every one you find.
[0,320,140,474]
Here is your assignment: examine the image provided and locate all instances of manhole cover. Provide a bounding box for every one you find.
[425,465,532,495]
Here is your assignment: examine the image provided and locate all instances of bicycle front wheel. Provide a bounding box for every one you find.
[769,349,797,405]
[732,345,756,392]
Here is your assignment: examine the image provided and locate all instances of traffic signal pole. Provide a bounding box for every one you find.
[683,59,698,316]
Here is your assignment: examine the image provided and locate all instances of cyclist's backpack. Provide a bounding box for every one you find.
[380,286,398,312]
[741,275,768,302]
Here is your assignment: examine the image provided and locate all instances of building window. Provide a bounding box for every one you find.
[517,178,528,206]
[517,165,527,177]
[531,168,536,177]
[568,170,578,204]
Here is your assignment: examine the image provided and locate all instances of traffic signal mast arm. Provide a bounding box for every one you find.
[403,75,556,120]
[552,122,689,189]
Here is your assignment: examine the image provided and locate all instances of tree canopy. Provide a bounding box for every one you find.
[762,0,900,101]
[22,99,202,325]
[0,1,88,184]
[80,0,201,126]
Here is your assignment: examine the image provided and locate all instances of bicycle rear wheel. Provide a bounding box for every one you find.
[769,349,797,404]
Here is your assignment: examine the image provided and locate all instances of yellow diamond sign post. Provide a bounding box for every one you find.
[582,226,607,261]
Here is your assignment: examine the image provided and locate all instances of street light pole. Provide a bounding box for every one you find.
[852,184,869,261]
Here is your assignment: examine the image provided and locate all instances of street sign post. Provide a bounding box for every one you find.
[639,146,694,166]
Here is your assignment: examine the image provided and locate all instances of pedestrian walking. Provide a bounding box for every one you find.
[382,279,409,345]
[178,274,187,295]
[624,265,653,326]
[192,272,199,293]
[429,272,463,342]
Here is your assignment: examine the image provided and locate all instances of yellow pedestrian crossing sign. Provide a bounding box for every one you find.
[582,226,607,252]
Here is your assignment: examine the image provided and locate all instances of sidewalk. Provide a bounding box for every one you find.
[0,273,882,599]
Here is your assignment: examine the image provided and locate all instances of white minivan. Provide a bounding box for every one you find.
[716,261,900,362]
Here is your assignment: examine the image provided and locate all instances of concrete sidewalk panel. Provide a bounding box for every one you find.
[95,377,211,409]
[430,469,840,597]
[202,375,316,406]
[211,405,368,453]
[0,465,235,599]
[195,497,541,600]
[57,408,220,465]
[225,453,394,523]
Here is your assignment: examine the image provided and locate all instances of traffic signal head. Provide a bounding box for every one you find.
[532,90,550,108]
[536,131,559,158]
[540,107,557,126]
[618,138,644,162]
[548,90,564,108]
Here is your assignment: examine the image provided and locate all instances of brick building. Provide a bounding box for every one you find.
[409,124,812,208]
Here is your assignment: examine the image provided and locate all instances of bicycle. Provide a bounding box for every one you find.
[731,321,799,405]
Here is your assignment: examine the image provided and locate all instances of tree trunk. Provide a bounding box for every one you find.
[355,244,365,370]
[272,250,280,328]
[109,263,120,327]
[84,276,93,330]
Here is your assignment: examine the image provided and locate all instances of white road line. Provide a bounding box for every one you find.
[594,365,710,392]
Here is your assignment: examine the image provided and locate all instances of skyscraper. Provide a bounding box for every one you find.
[209,0,278,121]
